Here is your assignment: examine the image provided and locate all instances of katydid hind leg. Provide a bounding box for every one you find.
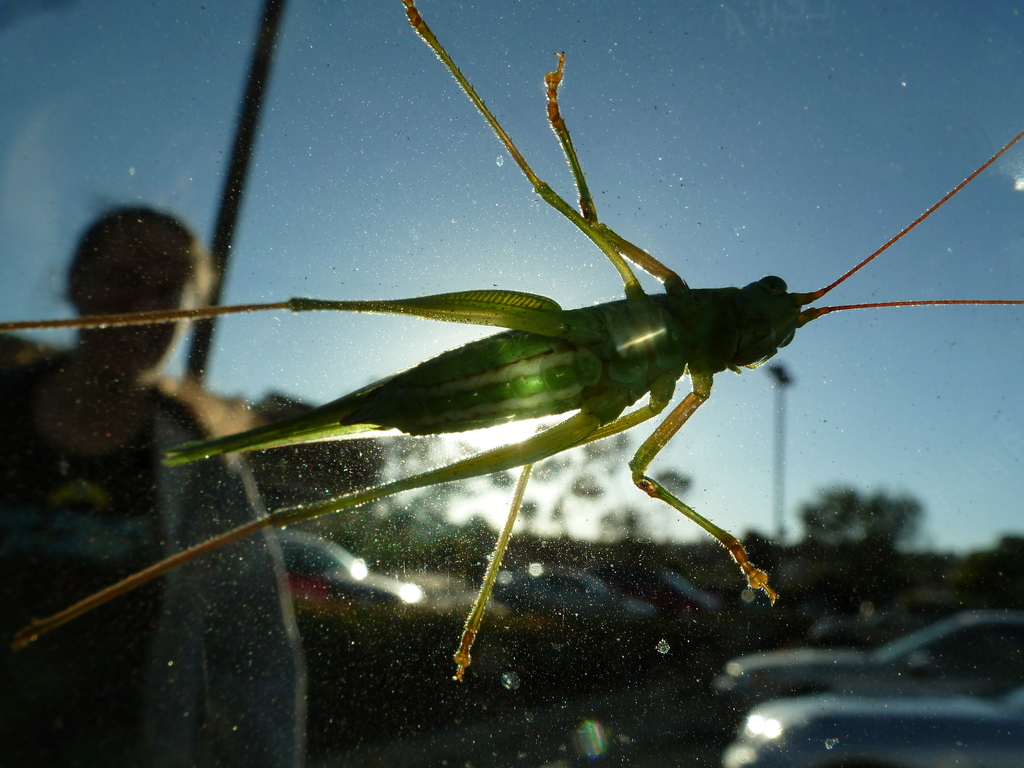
[290,289,573,339]
[12,412,603,648]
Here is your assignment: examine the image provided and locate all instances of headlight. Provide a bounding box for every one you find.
[398,583,424,604]
[745,715,783,739]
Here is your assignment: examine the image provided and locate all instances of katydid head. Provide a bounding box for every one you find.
[731,275,801,368]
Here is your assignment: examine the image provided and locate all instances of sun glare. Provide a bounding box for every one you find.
[457,416,562,453]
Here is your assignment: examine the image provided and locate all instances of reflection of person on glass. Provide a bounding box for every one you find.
[0,207,305,767]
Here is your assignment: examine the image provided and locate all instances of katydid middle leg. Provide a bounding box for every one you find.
[542,53,690,297]
[451,374,696,680]
[405,0,650,302]
[453,463,534,682]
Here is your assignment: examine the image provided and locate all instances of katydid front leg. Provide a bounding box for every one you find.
[629,372,778,603]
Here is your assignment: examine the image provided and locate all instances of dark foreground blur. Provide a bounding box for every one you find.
[300,606,768,767]
[288,523,1024,768]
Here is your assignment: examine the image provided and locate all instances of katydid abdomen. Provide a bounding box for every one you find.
[356,297,691,435]
[334,277,801,435]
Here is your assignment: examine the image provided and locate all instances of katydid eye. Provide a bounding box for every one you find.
[759,276,787,296]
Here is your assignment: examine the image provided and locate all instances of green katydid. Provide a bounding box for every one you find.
[5,0,1024,682]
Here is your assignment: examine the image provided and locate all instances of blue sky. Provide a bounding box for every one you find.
[2,0,1023,553]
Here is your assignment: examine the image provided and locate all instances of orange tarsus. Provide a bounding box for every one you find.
[724,540,778,605]
[453,627,477,683]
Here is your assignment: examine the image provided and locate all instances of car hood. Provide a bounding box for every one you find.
[723,647,870,677]
[752,692,1013,725]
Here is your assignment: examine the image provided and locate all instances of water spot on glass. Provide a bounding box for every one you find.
[501,671,520,690]
[496,156,504,167]
[656,639,670,654]
[824,738,839,750]
[573,718,608,759]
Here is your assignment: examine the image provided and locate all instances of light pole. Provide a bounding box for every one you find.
[767,363,793,543]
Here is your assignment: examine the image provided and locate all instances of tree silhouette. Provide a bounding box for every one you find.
[800,486,922,550]
[795,486,925,611]
[951,536,1024,609]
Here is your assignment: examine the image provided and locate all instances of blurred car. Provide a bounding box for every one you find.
[276,529,424,607]
[714,609,1024,708]
[722,687,1024,768]
[805,602,954,648]
[494,564,657,619]
[591,564,724,616]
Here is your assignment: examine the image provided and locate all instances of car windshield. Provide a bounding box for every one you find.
[872,619,960,664]
[3,2,1023,767]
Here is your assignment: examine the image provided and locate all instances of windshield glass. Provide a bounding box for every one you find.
[3,2,1023,767]
[872,619,958,664]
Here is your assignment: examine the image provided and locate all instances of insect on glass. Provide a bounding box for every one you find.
[4,0,1024,681]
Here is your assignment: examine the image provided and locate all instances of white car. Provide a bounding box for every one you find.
[722,688,1024,768]
[714,610,1024,708]
[276,529,424,607]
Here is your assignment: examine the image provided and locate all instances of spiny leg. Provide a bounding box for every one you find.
[542,53,688,297]
[11,516,274,649]
[565,373,773,602]
[598,226,689,297]
[0,302,292,334]
[453,463,533,682]
[450,376,688,680]
[629,373,777,602]
[543,54,596,223]
[578,372,679,444]
[451,375,689,681]
[3,289,576,349]
[14,411,603,649]
[404,0,648,300]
